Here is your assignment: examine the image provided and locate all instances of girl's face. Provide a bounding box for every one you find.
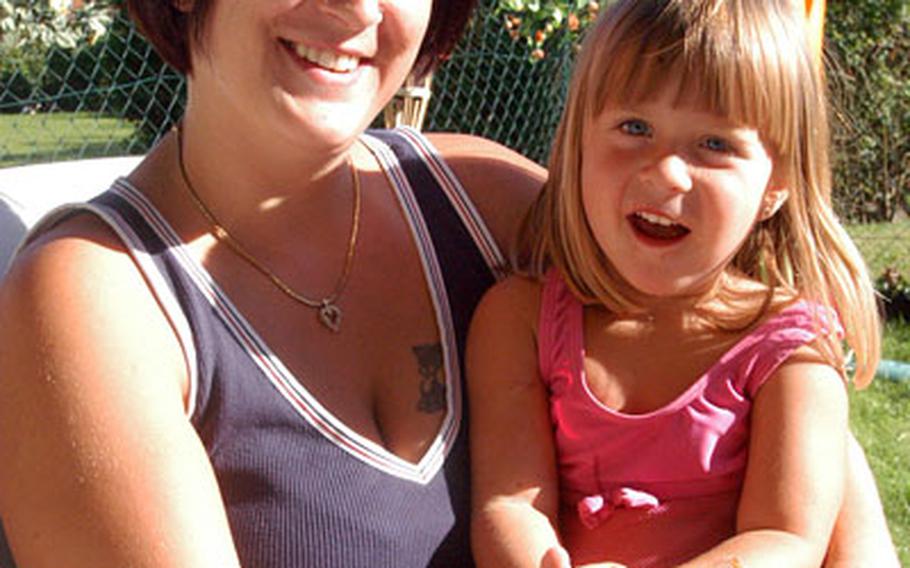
[581,85,785,300]
[187,0,431,150]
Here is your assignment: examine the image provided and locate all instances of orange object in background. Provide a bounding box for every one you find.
[805,0,826,59]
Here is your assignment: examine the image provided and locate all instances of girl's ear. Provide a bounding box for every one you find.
[760,187,789,221]
[172,0,193,13]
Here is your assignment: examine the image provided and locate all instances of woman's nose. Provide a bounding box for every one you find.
[318,0,383,29]
[644,153,693,194]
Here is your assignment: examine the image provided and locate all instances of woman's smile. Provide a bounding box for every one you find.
[278,39,370,88]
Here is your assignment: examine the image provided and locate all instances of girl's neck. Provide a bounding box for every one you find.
[616,271,782,332]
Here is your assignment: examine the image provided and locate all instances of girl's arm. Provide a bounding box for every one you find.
[0,217,241,568]
[679,351,849,568]
[467,276,565,568]
[824,434,901,567]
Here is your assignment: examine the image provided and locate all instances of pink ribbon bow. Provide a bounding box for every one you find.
[577,487,661,529]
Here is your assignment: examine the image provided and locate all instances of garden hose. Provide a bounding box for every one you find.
[876,359,910,382]
[846,352,910,383]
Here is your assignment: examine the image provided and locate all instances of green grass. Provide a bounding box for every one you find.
[850,319,910,565]
[848,220,910,279]
[848,218,910,567]
[0,112,138,168]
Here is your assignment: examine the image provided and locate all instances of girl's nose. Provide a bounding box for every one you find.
[318,0,384,29]
[645,154,693,194]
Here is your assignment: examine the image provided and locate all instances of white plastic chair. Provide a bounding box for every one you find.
[0,156,142,280]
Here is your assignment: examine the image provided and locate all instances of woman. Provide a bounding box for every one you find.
[0,0,896,566]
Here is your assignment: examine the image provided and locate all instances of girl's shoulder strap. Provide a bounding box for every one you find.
[537,268,584,385]
[722,299,842,398]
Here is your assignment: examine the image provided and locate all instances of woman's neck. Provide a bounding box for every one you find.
[175,104,358,232]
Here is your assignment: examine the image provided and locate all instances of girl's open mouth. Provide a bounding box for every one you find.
[628,211,690,244]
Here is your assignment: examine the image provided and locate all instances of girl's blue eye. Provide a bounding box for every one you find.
[703,136,732,153]
[619,119,651,137]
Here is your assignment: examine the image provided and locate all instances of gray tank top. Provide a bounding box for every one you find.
[0,128,506,567]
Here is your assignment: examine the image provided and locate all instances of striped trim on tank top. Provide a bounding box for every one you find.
[20,192,201,418]
[365,127,508,279]
[108,179,452,483]
[87,129,501,484]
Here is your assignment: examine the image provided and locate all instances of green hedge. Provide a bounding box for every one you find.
[826,1,909,223]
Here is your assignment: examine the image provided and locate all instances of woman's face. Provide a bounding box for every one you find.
[186,0,432,150]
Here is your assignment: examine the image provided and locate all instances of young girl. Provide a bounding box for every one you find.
[467,1,882,567]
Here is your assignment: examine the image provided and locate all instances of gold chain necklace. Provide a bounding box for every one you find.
[175,124,361,333]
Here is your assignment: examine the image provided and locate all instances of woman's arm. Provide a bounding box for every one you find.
[824,433,900,567]
[679,352,849,568]
[427,133,546,254]
[467,276,565,568]
[0,217,241,568]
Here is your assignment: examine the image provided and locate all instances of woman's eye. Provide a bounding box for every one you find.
[702,136,733,153]
[619,119,651,137]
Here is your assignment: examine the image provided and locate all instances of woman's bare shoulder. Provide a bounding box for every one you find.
[0,214,238,566]
[0,211,188,406]
[426,132,546,251]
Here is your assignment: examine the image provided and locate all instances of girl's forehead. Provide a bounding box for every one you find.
[597,68,710,115]
[594,54,767,129]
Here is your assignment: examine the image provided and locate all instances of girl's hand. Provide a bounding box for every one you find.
[548,545,630,568]
[540,545,572,568]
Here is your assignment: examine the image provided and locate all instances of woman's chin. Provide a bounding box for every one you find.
[275,95,376,149]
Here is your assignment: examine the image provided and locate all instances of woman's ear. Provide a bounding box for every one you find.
[760,187,789,221]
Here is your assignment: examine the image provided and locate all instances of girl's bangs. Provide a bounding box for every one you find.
[586,0,801,160]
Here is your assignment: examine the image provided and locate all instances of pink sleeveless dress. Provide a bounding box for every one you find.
[538,270,836,567]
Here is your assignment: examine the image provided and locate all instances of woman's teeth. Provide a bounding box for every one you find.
[294,44,359,72]
[635,211,677,227]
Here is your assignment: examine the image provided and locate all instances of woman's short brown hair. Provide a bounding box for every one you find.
[126,0,477,76]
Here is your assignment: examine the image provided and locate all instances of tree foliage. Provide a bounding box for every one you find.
[0,0,116,81]
[495,0,600,60]
[826,1,910,222]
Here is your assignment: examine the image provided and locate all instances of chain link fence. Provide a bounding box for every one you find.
[0,0,570,166]
[0,0,907,289]
[428,3,572,163]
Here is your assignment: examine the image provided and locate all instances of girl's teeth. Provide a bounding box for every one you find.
[293,44,359,72]
[630,212,690,240]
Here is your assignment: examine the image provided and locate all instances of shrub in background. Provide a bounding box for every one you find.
[1,1,184,148]
[876,267,910,322]
[0,0,115,110]
[827,1,909,223]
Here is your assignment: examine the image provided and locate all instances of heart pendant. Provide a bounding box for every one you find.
[318,302,342,333]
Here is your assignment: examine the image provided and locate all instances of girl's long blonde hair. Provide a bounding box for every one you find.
[518,0,881,386]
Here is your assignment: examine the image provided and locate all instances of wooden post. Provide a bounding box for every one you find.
[383,74,434,131]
